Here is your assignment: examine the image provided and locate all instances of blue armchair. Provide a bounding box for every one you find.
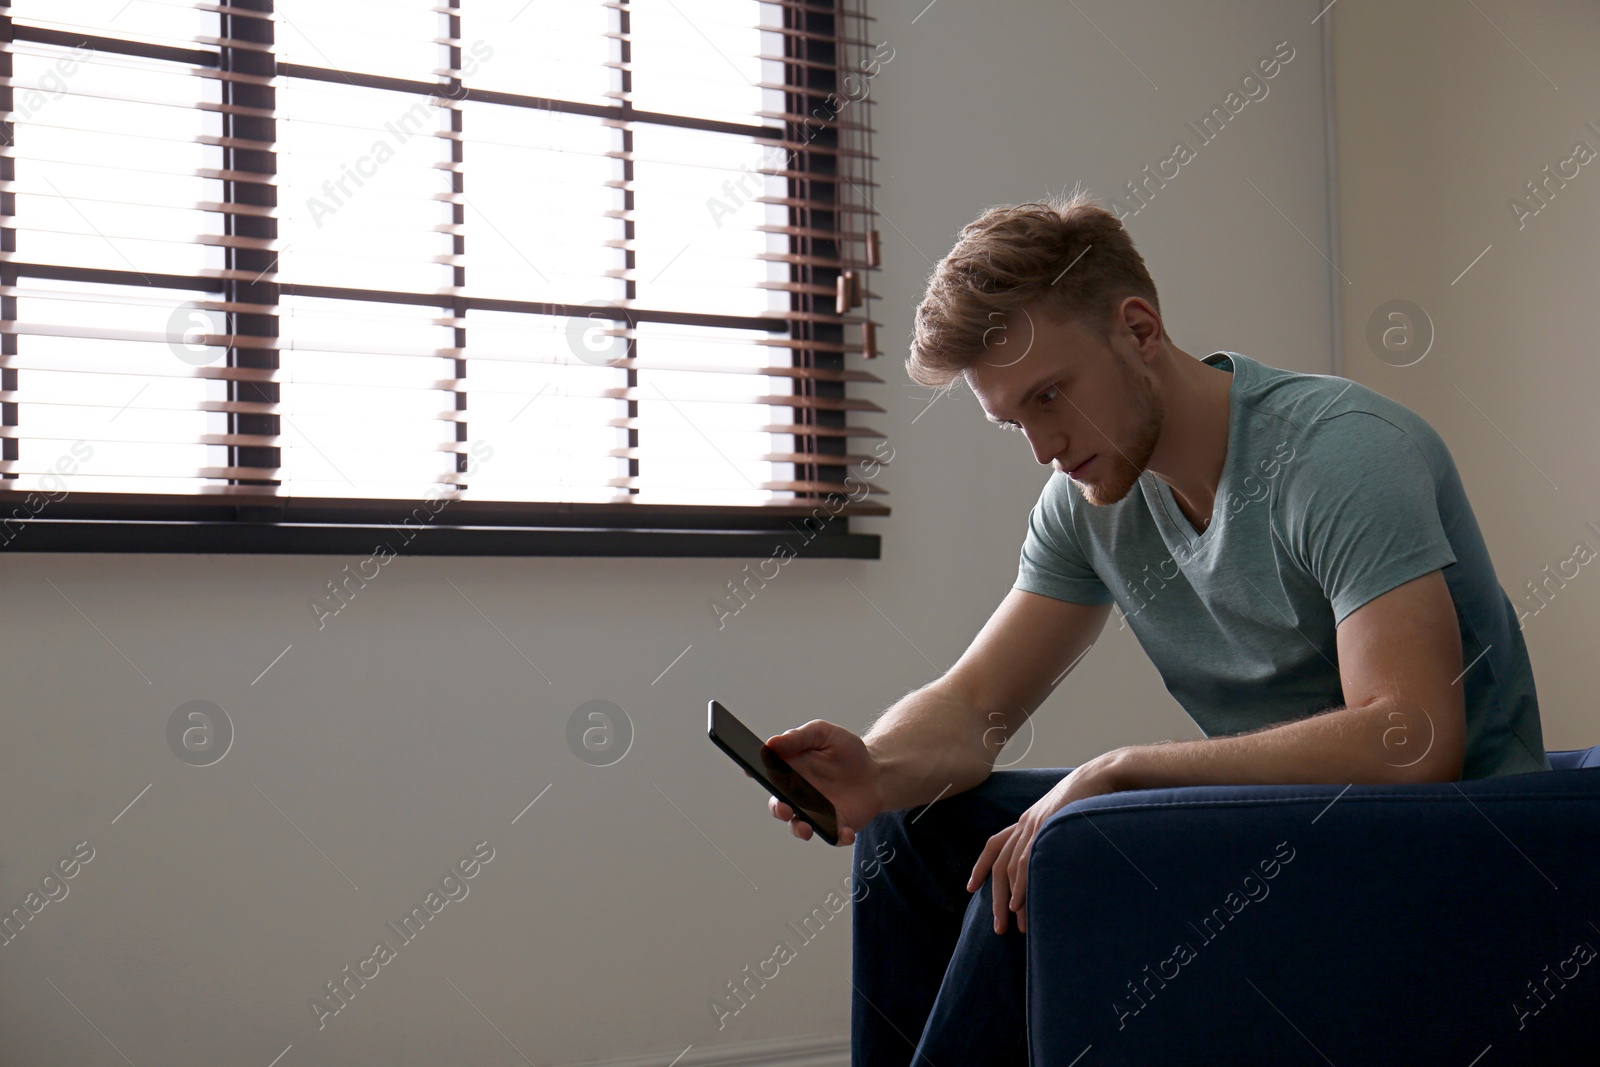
[1027,745,1600,1065]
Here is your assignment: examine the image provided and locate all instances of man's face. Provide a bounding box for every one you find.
[966,302,1163,506]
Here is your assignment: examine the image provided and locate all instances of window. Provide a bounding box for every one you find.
[1,0,888,556]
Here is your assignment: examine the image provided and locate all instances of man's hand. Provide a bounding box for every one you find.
[967,750,1123,934]
[763,719,884,846]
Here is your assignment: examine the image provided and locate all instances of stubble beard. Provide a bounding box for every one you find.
[1079,356,1162,507]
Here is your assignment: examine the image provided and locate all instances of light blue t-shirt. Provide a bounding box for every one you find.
[1014,351,1549,779]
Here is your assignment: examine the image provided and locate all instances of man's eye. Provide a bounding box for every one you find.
[1038,384,1059,405]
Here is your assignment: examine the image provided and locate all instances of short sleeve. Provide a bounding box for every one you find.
[1014,474,1114,605]
[1275,411,1457,625]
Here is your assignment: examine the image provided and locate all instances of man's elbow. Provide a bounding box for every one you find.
[1393,751,1465,785]
[1374,699,1466,784]
[1387,728,1466,785]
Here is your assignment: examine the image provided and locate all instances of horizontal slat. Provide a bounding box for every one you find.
[0,426,283,449]
[755,337,876,355]
[748,0,876,20]
[757,223,878,242]
[0,283,883,355]
[0,427,492,453]
[0,392,449,419]
[6,117,452,162]
[753,54,852,74]
[0,489,890,519]
[609,419,885,439]
[0,385,881,415]
[614,448,883,466]
[604,156,877,185]
[0,175,876,220]
[608,476,884,495]
[0,77,276,123]
[5,117,873,179]
[0,475,884,497]
[0,462,292,480]
[756,199,882,215]
[0,222,279,255]
[12,467,859,494]
[0,182,879,224]
[755,110,871,131]
[0,351,282,385]
[757,27,875,47]
[0,339,885,384]
[615,138,873,161]
[594,0,871,16]
[761,251,876,271]
[602,357,879,384]
[600,207,876,230]
[757,280,883,301]
[0,262,883,326]
[596,387,883,412]
[0,441,887,472]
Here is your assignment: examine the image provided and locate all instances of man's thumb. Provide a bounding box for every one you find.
[768,721,821,756]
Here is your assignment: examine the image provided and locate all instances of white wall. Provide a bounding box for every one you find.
[1332,0,1600,754]
[0,2,1338,1064]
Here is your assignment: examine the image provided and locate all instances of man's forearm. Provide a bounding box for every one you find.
[862,680,999,812]
[1108,698,1465,792]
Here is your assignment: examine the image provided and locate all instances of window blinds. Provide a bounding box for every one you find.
[0,0,886,551]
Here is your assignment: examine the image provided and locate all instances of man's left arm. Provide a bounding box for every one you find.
[1107,567,1467,789]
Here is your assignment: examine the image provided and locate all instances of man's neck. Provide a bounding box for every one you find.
[1144,348,1234,530]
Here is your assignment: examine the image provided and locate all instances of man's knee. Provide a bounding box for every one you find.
[854,770,1069,872]
[906,768,1068,834]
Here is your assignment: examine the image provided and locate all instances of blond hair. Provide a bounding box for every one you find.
[907,187,1163,389]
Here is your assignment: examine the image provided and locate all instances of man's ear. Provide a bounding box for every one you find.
[1115,296,1164,360]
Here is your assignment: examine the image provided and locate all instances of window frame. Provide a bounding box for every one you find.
[0,0,886,559]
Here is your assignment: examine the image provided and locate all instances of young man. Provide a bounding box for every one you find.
[762,190,1550,1066]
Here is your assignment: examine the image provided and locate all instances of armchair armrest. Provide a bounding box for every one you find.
[1026,766,1600,1065]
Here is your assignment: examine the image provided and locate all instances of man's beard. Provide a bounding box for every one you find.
[1078,355,1161,507]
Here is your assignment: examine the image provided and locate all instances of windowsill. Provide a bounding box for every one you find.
[0,520,882,558]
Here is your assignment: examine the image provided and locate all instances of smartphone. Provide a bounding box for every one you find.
[707,700,841,846]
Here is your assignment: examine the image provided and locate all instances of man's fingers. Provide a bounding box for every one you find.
[1009,839,1030,911]
[769,795,793,821]
[1004,817,1036,932]
[1009,840,1030,934]
[967,833,1002,893]
[990,848,1012,934]
[987,826,1020,934]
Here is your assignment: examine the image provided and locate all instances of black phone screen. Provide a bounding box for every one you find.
[707,700,840,845]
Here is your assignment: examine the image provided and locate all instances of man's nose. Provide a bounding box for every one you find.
[1027,428,1062,467]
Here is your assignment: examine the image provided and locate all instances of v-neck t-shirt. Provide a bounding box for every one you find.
[1013,350,1549,780]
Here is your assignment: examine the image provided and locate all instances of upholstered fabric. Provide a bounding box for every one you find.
[1026,747,1600,1064]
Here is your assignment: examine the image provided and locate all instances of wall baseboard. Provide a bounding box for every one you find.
[561,1033,850,1067]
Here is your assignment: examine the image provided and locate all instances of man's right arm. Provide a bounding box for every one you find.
[863,589,1111,813]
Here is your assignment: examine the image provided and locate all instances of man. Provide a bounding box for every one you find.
[762,190,1550,1066]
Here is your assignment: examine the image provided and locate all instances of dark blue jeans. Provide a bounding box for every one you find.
[851,768,1071,1067]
